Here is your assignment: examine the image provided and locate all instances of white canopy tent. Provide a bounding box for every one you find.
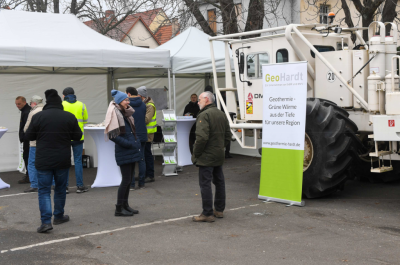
[0,9,169,71]
[154,27,234,112]
[0,9,170,172]
[156,27,229,74]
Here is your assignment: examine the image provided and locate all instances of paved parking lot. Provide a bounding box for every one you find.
[1,155,400,264]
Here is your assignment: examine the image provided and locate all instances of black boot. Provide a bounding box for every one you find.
[123,202,139,214]
[115,204,133,217]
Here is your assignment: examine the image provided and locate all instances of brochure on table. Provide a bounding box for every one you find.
[162,109,178,176]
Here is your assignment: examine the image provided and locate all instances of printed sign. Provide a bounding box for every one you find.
[259,62,307,206]
[389,120,395,127]
[246,100,253,114]
[327,71,336,83]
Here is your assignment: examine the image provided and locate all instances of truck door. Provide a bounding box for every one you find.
[242,41,272,121]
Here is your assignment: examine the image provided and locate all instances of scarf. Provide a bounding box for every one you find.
[64,94,77,103]
[104,101,136,140]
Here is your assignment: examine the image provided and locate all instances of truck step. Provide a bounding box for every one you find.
[371,166,393,173]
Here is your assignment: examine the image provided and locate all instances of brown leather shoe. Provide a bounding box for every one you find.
[18,175,30,184]
[192,214,215,222]
[213,210,224,218]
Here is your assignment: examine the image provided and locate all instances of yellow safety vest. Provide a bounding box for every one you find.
[62,101,88,140]
[146,102,157,134]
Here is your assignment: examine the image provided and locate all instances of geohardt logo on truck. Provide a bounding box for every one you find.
[265,72,304,82]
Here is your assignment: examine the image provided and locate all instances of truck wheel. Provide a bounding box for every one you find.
[303,98,357,198]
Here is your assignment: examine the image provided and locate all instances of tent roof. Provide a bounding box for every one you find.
[0,10,170,73]
[156,27,232,74]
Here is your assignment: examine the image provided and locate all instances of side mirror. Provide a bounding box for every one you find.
[239,52,245,74]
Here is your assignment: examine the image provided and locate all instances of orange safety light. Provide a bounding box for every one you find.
[328,12,336,24]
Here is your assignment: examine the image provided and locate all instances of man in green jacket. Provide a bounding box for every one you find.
[192,91,232,222]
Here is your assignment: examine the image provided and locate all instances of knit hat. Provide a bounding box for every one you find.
[205,85,213,93]
[111,89,128,104]
[44,89,62,105]
[137,86,147,98]
[30,95,43,104]
[63,87,75,96]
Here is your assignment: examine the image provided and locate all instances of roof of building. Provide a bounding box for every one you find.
[132,8,163,27]
[155,24,180,45]
[84,8,173,45]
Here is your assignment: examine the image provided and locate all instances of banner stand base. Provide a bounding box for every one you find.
[258,195,305,207]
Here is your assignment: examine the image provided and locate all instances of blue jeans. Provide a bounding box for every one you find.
[37,168,69,224]
[145,142,154,179]
[28,147,38,188]
[67,143,84,187]
[131,142,146,187]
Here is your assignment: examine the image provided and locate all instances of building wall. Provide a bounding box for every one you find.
[197,0,300,35]
[300,0,360,27]
[122,21,159,49]
[300,0,400,44]
[149,11,170,33]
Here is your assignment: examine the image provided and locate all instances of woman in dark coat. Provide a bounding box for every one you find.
[105,90,142,216]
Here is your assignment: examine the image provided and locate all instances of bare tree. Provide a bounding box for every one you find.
[177,0,290,36]
[303,0,400,42]
[181,0,216,35]
[0,0,162,41]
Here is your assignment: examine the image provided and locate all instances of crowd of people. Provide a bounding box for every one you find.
[16,85,232,233]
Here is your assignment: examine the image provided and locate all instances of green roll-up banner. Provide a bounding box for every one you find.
[258,62,307,206]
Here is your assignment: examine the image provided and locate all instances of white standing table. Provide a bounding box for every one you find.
[176,118,196,166]
[0,129,10,189]
[84,127,122,188]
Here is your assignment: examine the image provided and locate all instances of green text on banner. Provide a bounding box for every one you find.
[258,62,307,206]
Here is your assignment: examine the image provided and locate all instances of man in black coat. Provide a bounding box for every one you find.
[183,94,200,118]
[26,89,82,233]
[15,96,31,184]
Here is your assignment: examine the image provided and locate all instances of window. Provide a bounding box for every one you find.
[276,49,289,63]
[208,9,217,34]
[138,46,150,49]
[319,5,330,24]
[310,45,335,58]
[247,53,269,78]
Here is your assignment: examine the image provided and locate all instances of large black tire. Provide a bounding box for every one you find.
[303,98,358,198]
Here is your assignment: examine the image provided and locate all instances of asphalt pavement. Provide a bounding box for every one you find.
[1,155,400,265]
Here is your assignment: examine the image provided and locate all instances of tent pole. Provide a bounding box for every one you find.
[107,68,114,103]
[168,69,172,109]
[173,74,176,114]
[205,73,210,87]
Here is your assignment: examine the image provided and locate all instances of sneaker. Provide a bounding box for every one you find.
[24,187,38,193]
[53,215,70,225]
[192,214,215,222]
[37,223,53,233]
[130,187,136,191]
[76,186,89,193]
[213,210,224,218]
[138,186,145,190]
[66,187,69,194]
[145,177,155,183]
[18,175,30,184]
